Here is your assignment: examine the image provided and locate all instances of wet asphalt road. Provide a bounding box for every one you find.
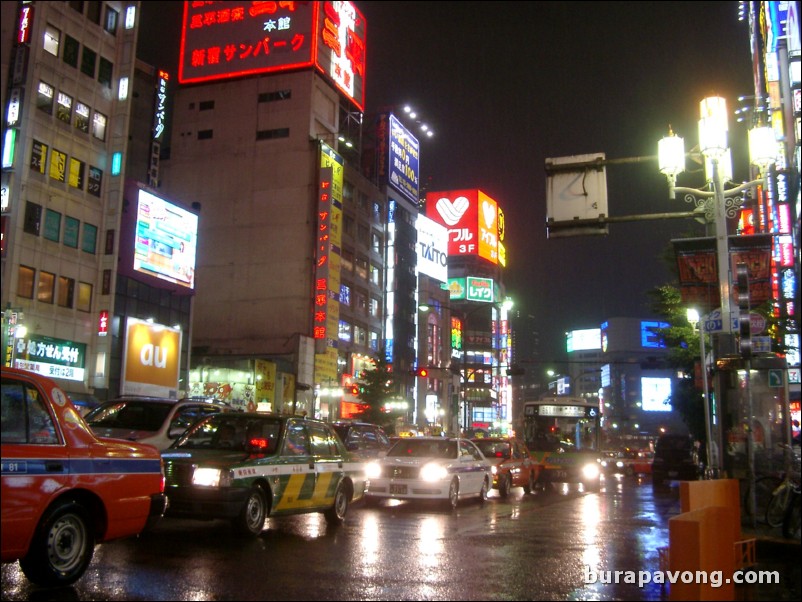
[2,474,799,601]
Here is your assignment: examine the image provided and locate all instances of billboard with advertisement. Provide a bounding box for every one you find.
[376,113,420,205]
[122,318,182,397]
[178,1,365,110]
[12,334,86,382]
[425,189,500,264]
[120,181,198,294]
[416,215,448,282]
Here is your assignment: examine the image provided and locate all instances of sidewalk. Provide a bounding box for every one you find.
[734,521,800,601]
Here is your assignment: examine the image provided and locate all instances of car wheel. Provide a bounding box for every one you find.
[19,499,95,587]
[234,486,267,536]
[479,478,489,504]
[523,471,535,494]
[445,478,459,510]
[324,481,349,524]
[499,473,512,498]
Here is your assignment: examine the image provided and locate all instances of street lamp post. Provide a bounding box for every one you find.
[687,308,716,478]
[659,97,776,483]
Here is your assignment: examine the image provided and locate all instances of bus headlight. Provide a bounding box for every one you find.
[582,462,600,481]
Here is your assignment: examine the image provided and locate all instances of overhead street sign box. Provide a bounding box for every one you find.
[703,309,766,334]
[545,153,609,238]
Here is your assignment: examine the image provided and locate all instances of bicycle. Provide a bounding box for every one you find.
[743,472,783,525]
[765,443,802,528]
[782,480,801,540]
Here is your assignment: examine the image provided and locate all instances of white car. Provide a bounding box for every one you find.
[365,437,492,509]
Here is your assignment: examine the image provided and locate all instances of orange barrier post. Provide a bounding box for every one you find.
[668,505,737,601]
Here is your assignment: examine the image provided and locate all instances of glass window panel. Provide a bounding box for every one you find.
[43,209,61,242]
[82,223,97,254]
[104,7,119,34]
[38,271,55,303]
[44,24,60,56]
[81,46,97,78]
[57,276,75,308]
[98,57,112,88]
[36,81,54,114]
[74,102,90,133]
[18,266,35,298]
[64,216,79,248]
[68,157,85,190]
[49,149,67,183]
[56,91,72,124]
[63,35,79,68]
[77,282,92,312]
[92,111,106,141]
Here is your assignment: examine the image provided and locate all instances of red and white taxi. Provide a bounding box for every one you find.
[1,367,168,587]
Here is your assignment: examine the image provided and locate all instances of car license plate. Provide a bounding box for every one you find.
[390,484,407,495]
[555,471,568,479]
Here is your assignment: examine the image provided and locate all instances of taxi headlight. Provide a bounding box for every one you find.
[365,462,382,480]
[582,462,600,480]
[420,462,448,482]
[491,465,498,475]
[615,460,624,468]
[192,467,232,487]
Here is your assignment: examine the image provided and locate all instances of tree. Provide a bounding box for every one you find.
[352,354,397,430]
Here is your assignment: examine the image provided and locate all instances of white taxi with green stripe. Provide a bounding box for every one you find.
[162,413,367,535]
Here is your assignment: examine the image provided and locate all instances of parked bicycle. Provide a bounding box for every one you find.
[765,443,802,528]
[782,478,801,540]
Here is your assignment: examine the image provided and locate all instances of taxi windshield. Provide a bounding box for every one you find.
[387,439,457,459]
[176,416,282,453]
[473,440,511,459]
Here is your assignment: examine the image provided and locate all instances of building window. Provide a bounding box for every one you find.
[58,276,75,308]
[354,325,367,346]
[369,296,380,318]
[92,111,107,141]
[30,140,48,174]
[69,157,85,190]
[369,330,380,351]
[256,128,289,140]
[370,263,382,287]
[56,91,73,124]
[18,266,35,299]
[69,2,84,14]
[77,282,92,312]
[98,57,113,88]
[199,100,215,110]
[258,90,291,102]
[64,216,80,248]
[86,1,101,24]
[104,6,118,34]
[81,46,97,78]
[338,320,352,342]
[38,271,55,304]
[371,231,383,254]
[357,223,369,246]
[43,209,61,242]
[340,284,351,307]
[341,248,354,272]
[49,149,67,183]
[343,214,354,236]
[88,166,102,197]
[197,129,213,140]
[43,24,61,56]
[63,35,79,68]
[36,81,54,114]
[74,101,90,133]
[355,255,368,280]
[23,202,42,235]
[82,223,98,254]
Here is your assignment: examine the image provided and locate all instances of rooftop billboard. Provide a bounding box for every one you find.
[178,1,365,110]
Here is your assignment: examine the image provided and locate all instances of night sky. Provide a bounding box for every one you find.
[139,2,756,368]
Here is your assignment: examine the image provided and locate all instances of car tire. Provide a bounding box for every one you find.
[19,499,95,587]
[445,478,459,510]
[499,473,511,498]
[324,481,349,524]
[523,471,535,494]
[479,478,489,504]
[234,486,267,536]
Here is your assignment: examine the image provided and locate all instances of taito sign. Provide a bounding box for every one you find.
[425,189,500,264]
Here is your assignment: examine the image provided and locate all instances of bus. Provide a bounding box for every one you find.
[521,396,601,491]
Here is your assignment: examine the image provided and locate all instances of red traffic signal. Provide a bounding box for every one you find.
[416,368,429,377]
[349,385,359,395]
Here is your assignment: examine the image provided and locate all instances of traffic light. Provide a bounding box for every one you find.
[349,384,359,396]
[410,367,429,377]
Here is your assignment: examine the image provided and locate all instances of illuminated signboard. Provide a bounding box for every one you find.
[416,215,448,282]
[179,1,365,110]
[537,405,589,418]
[641,377,672,412]
[386,114,420,204]
[13,334,86,382]
[132,188,198,290]
[466,277,494,303]
[122,318,182,396]
[641,321,669,348]
[314,166,333,342]
[566,329,601,352]
[426,189,500,264]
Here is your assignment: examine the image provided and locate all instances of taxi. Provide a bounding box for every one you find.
[471,436,539,497]
[1,367,168,587]
[161,413,367,535]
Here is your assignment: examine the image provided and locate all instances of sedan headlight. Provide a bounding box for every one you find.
[192,467,232,487]
[420,462,449,482]
[365,462,382,479]
[582,462,600,481]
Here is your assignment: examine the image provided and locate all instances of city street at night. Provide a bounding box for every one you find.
[2,476,799,601]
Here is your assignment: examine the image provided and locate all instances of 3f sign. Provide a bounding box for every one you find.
[140,344,167,368]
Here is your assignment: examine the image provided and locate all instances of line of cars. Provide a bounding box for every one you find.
[3,368,549,588]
